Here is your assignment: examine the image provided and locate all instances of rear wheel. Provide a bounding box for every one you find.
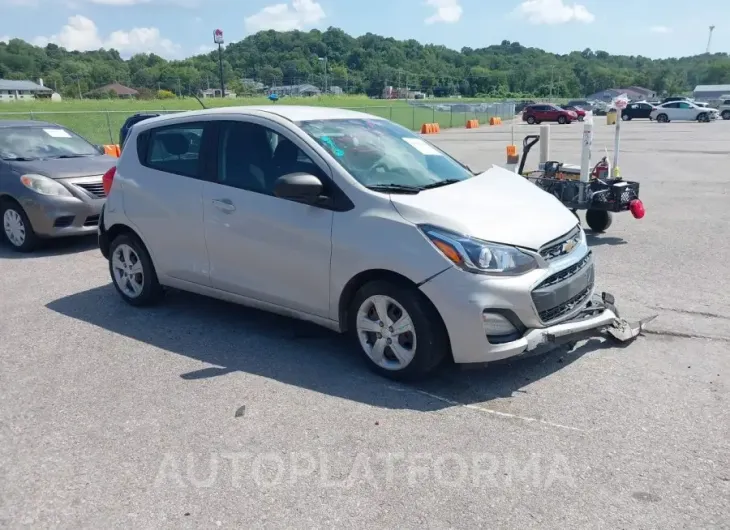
[722,110,730,120]
[558,116,567,124]
[1,199,39,252]
[349,280,449,380]
[656,113,669,123]
[621,113,630,121]
[108,234,163,306]
[586,209,613,233]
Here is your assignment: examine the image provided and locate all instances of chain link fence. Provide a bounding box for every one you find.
[0,101,516,145]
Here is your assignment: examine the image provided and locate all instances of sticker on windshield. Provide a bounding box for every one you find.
[402,137,441,156]
[43,128,72,138]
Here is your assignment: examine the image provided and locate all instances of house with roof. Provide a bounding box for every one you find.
[693,84,730,101]
[86,83,139,99]
[0,79,53,102]
[200,87,237,98]
[585,87,655,102]
[267,84,321,97]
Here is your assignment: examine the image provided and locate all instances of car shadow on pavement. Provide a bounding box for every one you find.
[0,235,98,259]
[46,284,614,412]
[586,234,627,247]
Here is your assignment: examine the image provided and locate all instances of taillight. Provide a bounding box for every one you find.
[102,166,116,196]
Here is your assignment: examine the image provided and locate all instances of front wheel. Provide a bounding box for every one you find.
[722,110,730,120]
[349,280,449,380]
[697,112,709,123]
[1,200,39,252]
[557,116,567,124]
[526,116,536,125]
[585,209,613,233]
[108,234,163,306]
[621,113,630,121]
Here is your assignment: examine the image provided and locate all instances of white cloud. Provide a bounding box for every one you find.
[425,0,462,24]
[0,35,10,43]
[30,15,181,57]
[650,25,671,33]
[244,0,325,32]
[514,0,594,25]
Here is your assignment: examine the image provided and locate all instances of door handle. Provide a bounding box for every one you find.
[212,198,236,212]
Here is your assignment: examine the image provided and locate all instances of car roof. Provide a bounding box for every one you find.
[0,120,63,128]
[136,105,384,127]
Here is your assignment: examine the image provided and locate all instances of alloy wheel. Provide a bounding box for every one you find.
[111,243,145,298]
[355,295,417,371]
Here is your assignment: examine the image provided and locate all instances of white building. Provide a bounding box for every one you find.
[0,79,53,102]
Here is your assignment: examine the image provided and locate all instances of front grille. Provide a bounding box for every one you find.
[539,226,581,261]
[76,182,106,198]
[537,252,591,289]
[538,284,593,322]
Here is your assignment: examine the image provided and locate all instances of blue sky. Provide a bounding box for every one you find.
[0,0,727,60]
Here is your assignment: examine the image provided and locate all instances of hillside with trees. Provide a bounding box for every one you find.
[2,27,730,99]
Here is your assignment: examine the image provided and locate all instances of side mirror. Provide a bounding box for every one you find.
[274,172,323,204]
[95,144,105,154]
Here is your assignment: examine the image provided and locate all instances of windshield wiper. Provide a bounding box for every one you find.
[366,184,422,194]
[1,156,37,161]
[51,154,93,159]
[421,178,463,190]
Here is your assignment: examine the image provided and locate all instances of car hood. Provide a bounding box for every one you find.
[5,155,117,179]
[389,165,578,251]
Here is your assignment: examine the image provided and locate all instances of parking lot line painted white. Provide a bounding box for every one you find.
[385,384,586,433]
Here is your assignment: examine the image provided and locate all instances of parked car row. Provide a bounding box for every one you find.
[0,121,116,252]
[2,107,617,381]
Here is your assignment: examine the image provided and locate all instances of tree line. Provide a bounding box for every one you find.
[2,27,730,99]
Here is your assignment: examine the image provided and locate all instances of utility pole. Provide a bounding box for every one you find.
[318,56,327,94]
[706,25,715,54]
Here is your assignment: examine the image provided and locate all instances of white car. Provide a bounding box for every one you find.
[96,105,637,380]
[650,101,719,122]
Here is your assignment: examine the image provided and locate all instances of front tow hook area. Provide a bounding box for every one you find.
[543,292,658,347]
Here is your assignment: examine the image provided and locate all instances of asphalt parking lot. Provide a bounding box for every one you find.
[1,117,728,528]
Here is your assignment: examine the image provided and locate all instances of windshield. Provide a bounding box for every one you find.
[298,118,472,190]
[0,126,99,160]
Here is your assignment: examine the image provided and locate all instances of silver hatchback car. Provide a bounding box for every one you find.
[99,106,626,379]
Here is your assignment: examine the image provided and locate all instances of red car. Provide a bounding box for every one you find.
[560,105,586,121]
[522,104,577,125]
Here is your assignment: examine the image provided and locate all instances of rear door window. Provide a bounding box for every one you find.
[143,123,206,178]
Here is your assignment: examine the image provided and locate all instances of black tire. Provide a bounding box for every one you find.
[621,113,630,121]
[585,209,613,233]
[722,111,730,120]
[656,113,668,123]
[558,116,567,124]
[108,233,163,307]
[526,116,536,125]
[1,198,39,253]
[697,112,709,123]
[349,280,449,381]
[578,116,584,122]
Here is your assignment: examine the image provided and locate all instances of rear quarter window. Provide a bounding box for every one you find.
[141,123,206,178]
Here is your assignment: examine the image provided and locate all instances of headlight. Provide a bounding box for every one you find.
[420,224,538,276]
[20,174,72,197]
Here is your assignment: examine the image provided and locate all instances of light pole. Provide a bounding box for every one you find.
[214,29,225,98]
[318,56,327,94]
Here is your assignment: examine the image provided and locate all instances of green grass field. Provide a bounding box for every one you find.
[0,95,516,145]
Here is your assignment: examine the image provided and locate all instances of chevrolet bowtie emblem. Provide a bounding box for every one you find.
[562,238,577,253]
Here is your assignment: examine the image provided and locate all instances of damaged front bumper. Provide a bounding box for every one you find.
[523,292,657,353]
